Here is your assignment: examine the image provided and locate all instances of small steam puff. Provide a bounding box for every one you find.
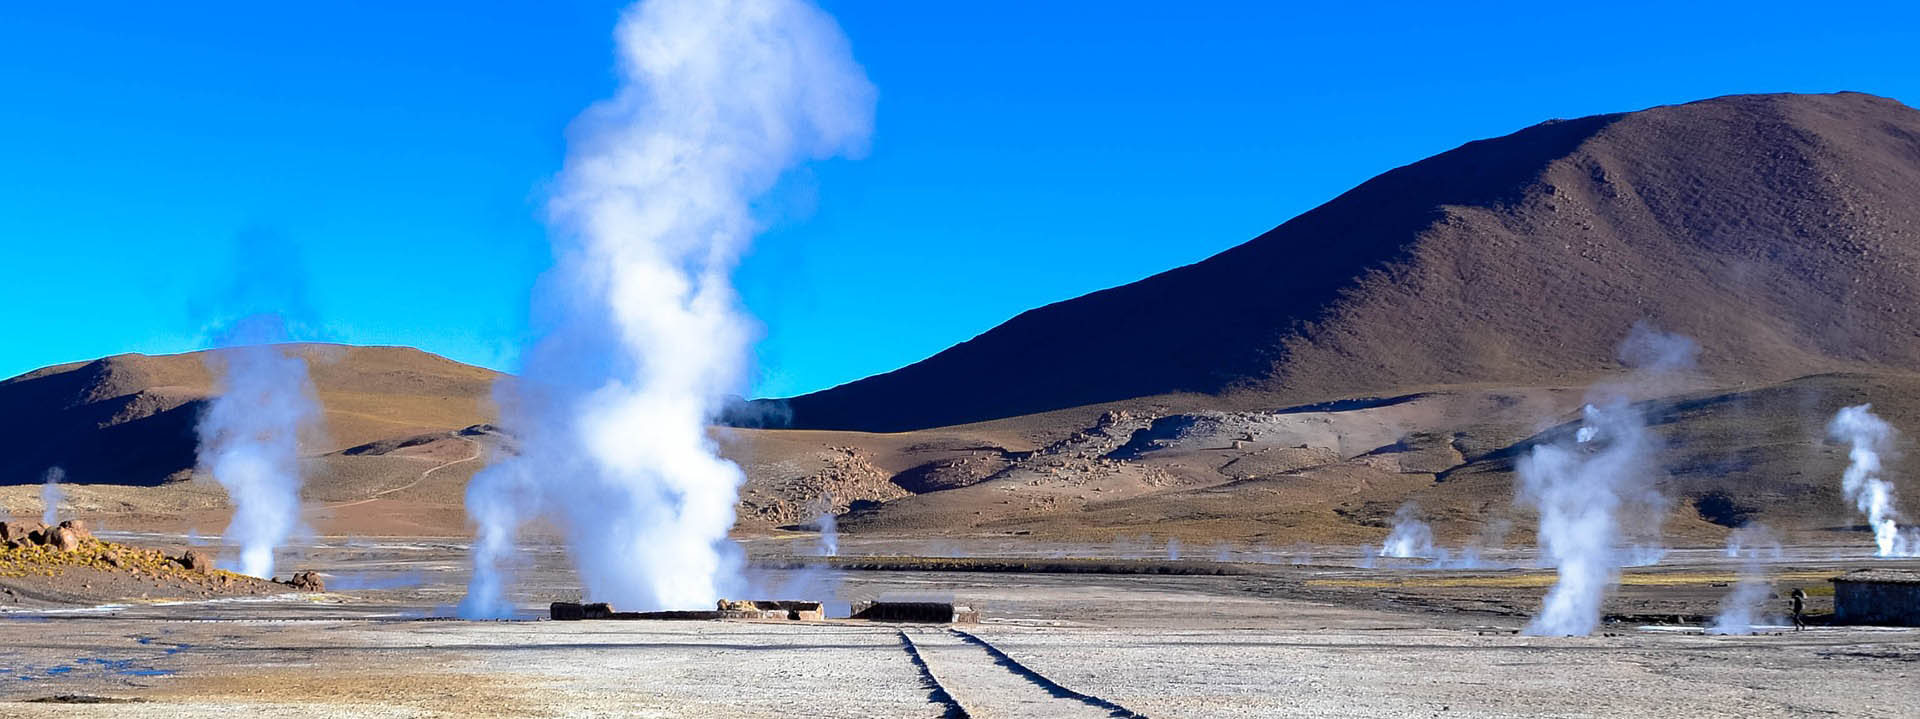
[40,467,65,526]
[1380,502,1436,559]
[1708,525,1783,635]
[810,496,839,558]
[460,0,875,616]
[1827,405,1919,557]
[195,316,321,579]
[1517,323,1691,636]
[1368,503,1503,569]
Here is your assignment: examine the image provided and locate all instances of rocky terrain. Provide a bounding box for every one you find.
[0,518,306,606]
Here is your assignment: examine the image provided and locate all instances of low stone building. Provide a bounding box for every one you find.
[1830,569,1920,626]
[851,592,980,623]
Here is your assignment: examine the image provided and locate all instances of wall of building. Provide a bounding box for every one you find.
[1833,582,1920,626]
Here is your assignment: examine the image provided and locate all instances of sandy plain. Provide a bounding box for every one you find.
[0,535,1914,718]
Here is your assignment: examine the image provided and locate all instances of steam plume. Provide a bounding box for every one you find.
[40,467,65,526]
[1380,502,1436,559]
[1827,405,1919,557]
[195,316,321,579]
[1518,323,1691,636]
[811,495,839,557]
[461,0,875,616]
[1708,525,1782,635]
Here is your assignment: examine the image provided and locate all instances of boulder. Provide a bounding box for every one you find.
[48,526,80,552]
[175,550,214,573]
[0,521,18,544]
[56,520,92,542]
[280,570,325,592]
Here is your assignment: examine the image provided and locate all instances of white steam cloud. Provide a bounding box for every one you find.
[1518,323,1691,636]
[40,467,65,526]
[195,316,322,579]
[1827,405,1918,557]
[811,495,839,558]
[1708,525,1782,635]
[461,0,875,616]
[1380,502,1436,559]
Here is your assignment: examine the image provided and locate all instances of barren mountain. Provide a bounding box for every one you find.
[776,92,1920,432]
[0,344,500,488]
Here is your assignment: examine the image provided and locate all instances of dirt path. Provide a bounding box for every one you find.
[328,437,482,510]
[902,627,1146,718]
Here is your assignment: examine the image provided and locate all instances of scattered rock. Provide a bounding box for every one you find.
[279,570,325,592]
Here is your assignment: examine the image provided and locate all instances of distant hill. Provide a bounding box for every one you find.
[0,345,499,487]
[776,92,1920,431]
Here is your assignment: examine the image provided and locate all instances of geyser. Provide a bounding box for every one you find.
[1827,404,1919,557]
[461,0,875,616]
[40,467,64,526]
[195,316,322,579]
[1707,525,1782,635]
[1380,502,1436,559]
[1517,324,1690,636]
[810,496,839,558]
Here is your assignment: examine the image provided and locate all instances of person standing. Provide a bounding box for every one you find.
[1790,588,1807,631]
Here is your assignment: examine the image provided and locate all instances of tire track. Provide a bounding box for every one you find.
[896,630,970,719]
[947,628,1148,719]
[903,627,1146,719]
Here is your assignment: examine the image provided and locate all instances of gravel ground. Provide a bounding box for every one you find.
[0,616,1912,718]
[967,624,1920,718]
[0,537,1913,717]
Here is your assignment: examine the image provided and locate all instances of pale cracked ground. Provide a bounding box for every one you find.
[0,537,1914,718]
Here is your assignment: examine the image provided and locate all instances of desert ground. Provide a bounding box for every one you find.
[0,533,1913,718]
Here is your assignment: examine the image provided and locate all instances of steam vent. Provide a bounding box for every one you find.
[1829,570,1920,626]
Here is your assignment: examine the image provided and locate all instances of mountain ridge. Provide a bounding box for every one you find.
[772,91,1920,431]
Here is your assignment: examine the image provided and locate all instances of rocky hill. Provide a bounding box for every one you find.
[0,344,499,487]
[776,92,1920,431]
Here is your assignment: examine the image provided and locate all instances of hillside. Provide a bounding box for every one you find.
[775,92,1920,432]
[0,344,500,488]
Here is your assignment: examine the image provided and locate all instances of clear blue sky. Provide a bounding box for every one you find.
[2,1,1916,397]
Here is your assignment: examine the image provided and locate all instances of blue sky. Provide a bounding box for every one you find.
[2,1,1916,397]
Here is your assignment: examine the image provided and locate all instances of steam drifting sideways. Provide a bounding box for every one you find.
[1516,324,1692,636]
[461,0,876,616]
[195,317,323,579]
[1827,405,1920,557]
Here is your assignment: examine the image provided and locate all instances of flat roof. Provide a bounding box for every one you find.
[1830,569,1920,585]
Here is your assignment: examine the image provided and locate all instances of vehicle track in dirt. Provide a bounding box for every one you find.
[901,627,1147,718]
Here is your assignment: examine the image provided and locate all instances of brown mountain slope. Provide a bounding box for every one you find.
[5,342,1916,549]
[0,344,500,487]
[776,92,1920,432]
